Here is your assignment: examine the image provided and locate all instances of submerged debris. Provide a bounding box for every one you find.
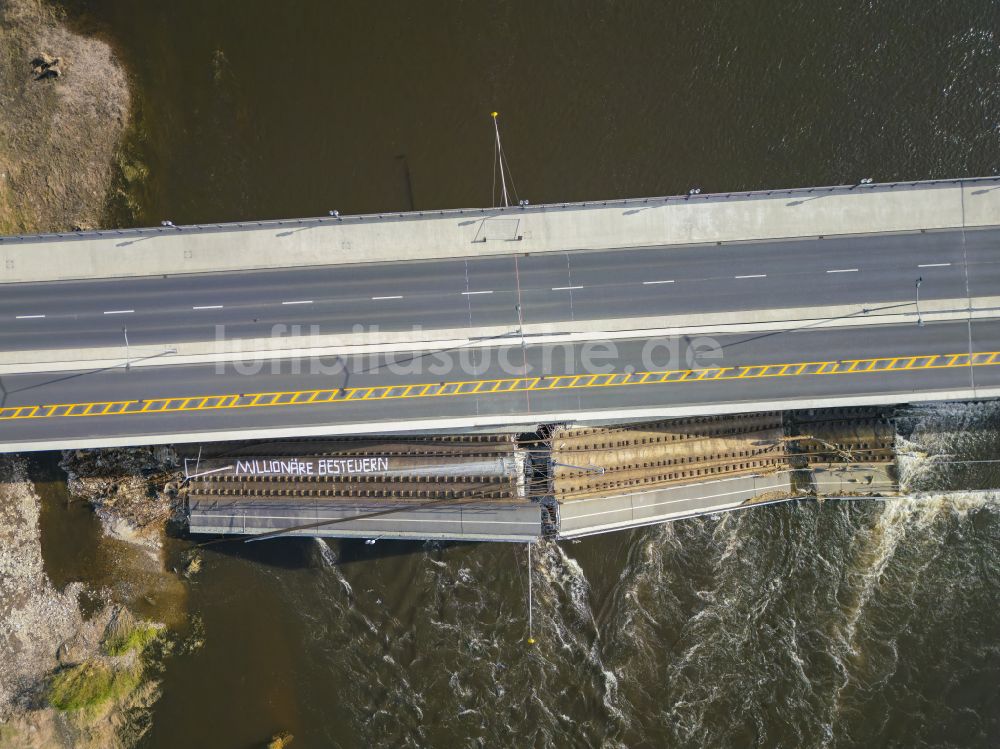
[60,447,183,540]
[266,732,294,749]
[182,553,203,579]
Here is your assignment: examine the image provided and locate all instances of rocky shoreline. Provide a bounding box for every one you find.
[0,456,83,746]
[0,2,183,746]
[0,449,186,749]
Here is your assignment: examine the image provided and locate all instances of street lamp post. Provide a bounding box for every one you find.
[123,324,131,370]
[915,276,924,326]
[180,465,234,486]
[515,304,528,374]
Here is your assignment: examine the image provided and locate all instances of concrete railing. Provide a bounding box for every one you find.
[1,175,997,245]
[2,177,997,284]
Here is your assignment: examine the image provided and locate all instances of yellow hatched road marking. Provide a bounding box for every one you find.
[2,349,999,423]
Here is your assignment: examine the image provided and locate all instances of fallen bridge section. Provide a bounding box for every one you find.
[184,435,542,542]
[556,473,794,538]
[179,408,907,542]
[548,413,793,536]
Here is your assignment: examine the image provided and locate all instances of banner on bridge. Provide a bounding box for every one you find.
[219,457,393,477]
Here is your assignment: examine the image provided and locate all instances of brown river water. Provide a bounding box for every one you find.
[36,1,1000,746]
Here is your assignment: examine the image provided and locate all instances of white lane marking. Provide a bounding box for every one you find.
[281,300,313,305]
[103,309,134,315]
[734,274,766,279]
[826,268,859,273]
[15,314,45,319]
[642,280,675,285]
[192,305,224,310]
[551,285,584,291]
[918,262,952,268]
[371,295,404,300]
[461,290,494,295]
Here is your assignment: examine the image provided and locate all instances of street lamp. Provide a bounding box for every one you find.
[514,304,529,374]
[915,276,924,326]
[123,325,130,370]
[180,464,234,486]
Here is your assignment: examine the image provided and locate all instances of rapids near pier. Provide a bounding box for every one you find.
[129,402,1000,747]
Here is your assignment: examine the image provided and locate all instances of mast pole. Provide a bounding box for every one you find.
[492,112,509,208]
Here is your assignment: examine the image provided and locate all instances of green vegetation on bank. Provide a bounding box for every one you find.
[102,610,161,657]
[47,660,141,712]
[103,621,160,657]
[46,610,163,713]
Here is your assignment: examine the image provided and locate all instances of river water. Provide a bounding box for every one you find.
[45,1,1000,746]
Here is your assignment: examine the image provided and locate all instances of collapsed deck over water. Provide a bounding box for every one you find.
[184,435,541,542]
[183,408,900,541]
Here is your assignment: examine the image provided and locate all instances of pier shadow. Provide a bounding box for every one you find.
[332,537,459,566]
[329,329,520,378]
[275,223,318,237]
[714,301,915,357]
[115,235,156,247]
[193,531,471,569]
[0,349,179,400]
[195,535,316,569]
[396,153,416,211]
[786,196,826,206]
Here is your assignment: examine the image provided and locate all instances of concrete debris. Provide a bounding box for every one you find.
[60,447,182,541]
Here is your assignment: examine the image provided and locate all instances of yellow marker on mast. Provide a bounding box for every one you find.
[491,111,510,208]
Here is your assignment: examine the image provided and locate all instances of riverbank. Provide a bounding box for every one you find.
[0,0,130,235]
[0,454,177,749]
[0,2,178,746]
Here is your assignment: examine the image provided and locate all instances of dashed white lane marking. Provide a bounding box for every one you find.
[551,285,584,291]
[371,295,404,300]
[192,305,224,310]
[642,280,675,285]
[103,309,134,315]
[281,300,313,305]
[15,314,45,319]
[461,290,494,295]
[734,274,766,279]
[826,268,859,273]
[918,262,952,268]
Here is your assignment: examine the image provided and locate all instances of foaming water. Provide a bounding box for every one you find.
[128,400,1000,748]
[896,401,1000,491]
[141,471,1000,748]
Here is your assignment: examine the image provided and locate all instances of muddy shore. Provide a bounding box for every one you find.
[0,2,179,746]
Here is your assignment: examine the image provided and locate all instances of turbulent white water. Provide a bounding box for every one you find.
[299,403,999,746]
[145,402,1000,747]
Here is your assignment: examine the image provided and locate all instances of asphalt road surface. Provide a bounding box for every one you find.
[2,319,996,447]
[1,227,995,351]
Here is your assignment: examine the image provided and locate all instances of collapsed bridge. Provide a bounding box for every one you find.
[183,408,898,541]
